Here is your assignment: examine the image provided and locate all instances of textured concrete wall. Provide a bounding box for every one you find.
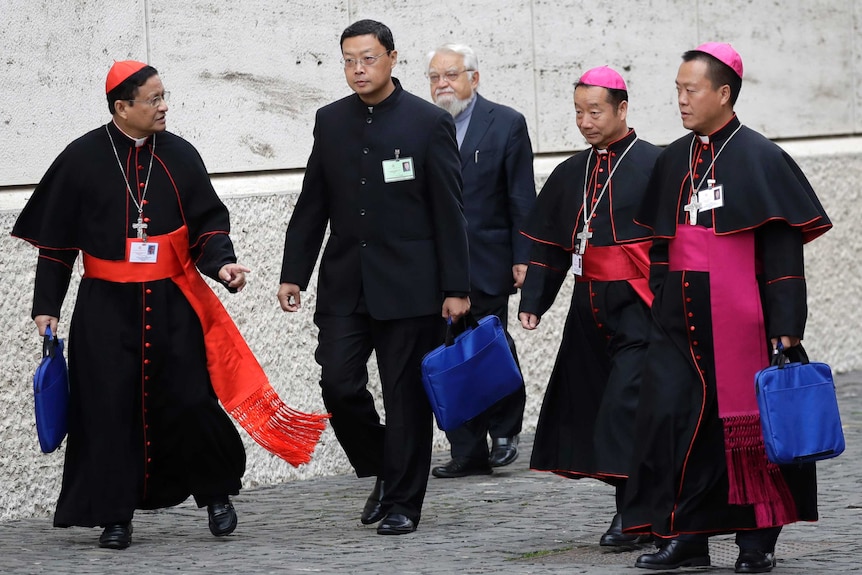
[1,0,860,521]
[3,0,861,183]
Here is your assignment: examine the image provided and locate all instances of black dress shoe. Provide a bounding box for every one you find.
[599,513,653,547]
[735,550,776,573]
[488,436,519,467]
[360,478,385,525]
[376,512,416,535]
[207,498,238,536]
[99,522,132,550]
[432,457,493,478]
[635,539,710,570]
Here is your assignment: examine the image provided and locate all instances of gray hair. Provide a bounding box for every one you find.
[426,43,480,73]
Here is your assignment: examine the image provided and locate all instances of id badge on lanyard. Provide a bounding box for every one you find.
[129,240,159,263]
[571,253,583,276]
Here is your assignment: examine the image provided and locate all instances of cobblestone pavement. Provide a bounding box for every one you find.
[2,373,860,575]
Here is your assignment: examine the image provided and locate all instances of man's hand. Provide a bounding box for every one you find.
[278,283,302,312]
[219,263,251,292]
[519,312,540,330]
[771,335,801,350]
[34,315,58,336]
[512,264,527,289]
[442,296,470,322]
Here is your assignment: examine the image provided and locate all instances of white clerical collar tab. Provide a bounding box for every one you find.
[596,148,609,155]
[112,121,149,147]
[698,134,710,144]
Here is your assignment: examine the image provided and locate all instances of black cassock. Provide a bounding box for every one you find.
[12,122,246,527]
[520,130,660,483]
[623,115,831,536]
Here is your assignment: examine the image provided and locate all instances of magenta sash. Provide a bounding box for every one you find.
[668,226,766,412]
[668,225,797,526]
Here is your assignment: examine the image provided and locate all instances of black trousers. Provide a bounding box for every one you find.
[445,291,526,460]
[677,527,782,551]
[314,311,442,523]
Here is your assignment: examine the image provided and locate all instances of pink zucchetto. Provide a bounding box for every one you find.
[577,66,627,91]
[694,42,743,78]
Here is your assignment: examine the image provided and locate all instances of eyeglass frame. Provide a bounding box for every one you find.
[127,92,170,108]
[341,51,392,69]
[426,69,475,84]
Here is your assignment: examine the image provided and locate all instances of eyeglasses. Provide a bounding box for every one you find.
[427,70,474,84]
[128,92,170,108]
[341,51,391,69]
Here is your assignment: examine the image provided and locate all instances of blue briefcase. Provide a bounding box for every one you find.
[33,326,69,453]
[421,313,523,432]
[755,344,844,465]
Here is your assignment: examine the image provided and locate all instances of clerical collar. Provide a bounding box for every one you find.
[111,120,149,148]
[594,128,636,155]
[695,115,740,145]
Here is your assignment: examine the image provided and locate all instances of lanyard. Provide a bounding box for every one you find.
[106,125,156,240]
[576,136,638,254]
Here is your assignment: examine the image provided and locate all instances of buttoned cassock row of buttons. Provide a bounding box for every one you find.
[682,279,707,376]
[142,285,154,486]
[683,145,709,373]
[587,289,612,342]
[584,152,613,239]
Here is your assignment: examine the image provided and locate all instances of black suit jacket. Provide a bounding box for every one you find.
[459,94,535,296]
[280,79,470,320]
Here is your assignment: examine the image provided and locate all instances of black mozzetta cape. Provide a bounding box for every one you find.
[12,121,237,317]
[13,121,234,262]
[635,115,832,242]
[522,129,660,250]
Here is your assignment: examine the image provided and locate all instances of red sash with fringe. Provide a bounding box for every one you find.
[82,226,328,466]
[668,225,797,526]
[579,241,654,307]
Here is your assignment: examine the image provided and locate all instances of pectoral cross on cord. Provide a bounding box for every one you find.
[577,136,639,255]
[105,124,156,242]
[576,228,593,255]
[684,197,701,226]
[132,214,148,240]
[685,123,743,226]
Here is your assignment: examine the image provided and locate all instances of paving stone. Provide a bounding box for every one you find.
[1,373,859,574]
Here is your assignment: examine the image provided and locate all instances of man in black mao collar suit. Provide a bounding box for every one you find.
[278,20,470,535]
[426,44,536,478]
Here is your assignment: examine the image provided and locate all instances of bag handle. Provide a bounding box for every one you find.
[444,312,480,347]
[42,326,58,360]
[771,341,810,369]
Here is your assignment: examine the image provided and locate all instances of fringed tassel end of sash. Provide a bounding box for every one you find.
[753,463,798,526]
[724,414,769,505]
[723,414,798,527]
[230,386,330,467]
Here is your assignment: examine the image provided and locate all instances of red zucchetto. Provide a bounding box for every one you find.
[105,60,148,94]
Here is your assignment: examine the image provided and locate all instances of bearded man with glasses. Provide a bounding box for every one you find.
[425,43,535,479]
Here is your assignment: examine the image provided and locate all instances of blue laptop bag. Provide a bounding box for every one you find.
[33,326,70,453]
[755,344,844,465]
[421,314,523,432]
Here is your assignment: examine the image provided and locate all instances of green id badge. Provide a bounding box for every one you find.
[382,157,415,183]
